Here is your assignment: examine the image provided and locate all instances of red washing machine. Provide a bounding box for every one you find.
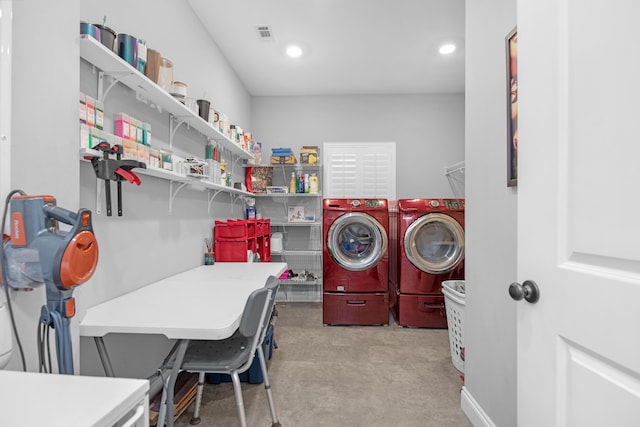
[389,198,464,328]
[323,198,389,325]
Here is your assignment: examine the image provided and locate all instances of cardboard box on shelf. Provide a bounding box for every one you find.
[300,146,319,164]
[270,155,297,165]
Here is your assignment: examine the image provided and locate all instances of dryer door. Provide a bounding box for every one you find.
[404,213,464,274]
[327,212,388,272]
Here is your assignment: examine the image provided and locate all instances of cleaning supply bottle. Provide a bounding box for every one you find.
[309,174,319,194]
[289,172,296,193]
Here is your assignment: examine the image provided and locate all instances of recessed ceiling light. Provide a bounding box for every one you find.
[286,45,303,59]
[439,43,456,55]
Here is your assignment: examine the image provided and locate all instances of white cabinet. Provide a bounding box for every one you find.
[254,164,323,302]
[0,370,149,427]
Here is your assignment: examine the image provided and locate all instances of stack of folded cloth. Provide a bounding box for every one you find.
[271,147,292,157]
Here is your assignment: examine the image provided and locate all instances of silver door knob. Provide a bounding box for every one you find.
[509,280,540,303]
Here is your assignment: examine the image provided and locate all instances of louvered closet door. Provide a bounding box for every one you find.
[323,142,396,200]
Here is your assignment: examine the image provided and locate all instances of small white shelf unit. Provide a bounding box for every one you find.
[253,163,323,302]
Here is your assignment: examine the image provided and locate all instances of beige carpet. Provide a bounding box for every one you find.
[174,302,471,427]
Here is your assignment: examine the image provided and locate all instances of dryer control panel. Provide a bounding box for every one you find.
[365,199,385,208]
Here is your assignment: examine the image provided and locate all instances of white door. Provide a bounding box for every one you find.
[516,1,640,426]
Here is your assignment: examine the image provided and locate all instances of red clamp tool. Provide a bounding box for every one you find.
[90,142,146,216]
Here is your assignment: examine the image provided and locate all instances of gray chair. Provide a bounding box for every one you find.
[171,276,281,427]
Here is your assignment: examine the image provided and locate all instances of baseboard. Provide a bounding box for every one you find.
[460,386,497,427]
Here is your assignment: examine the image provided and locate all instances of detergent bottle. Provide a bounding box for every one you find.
[289,172,296,193]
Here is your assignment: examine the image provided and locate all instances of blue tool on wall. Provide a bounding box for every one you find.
[1,191,99,374]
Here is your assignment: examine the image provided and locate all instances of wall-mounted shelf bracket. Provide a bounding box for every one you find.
[169,180,189,214]
[230,193,243,209]
[230,156,243,175]
[207,189,223,213]
[169,116,188,148]
[240,195,255,206]
[98,71,134,102]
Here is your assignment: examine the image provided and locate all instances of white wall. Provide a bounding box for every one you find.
[76,0,254,377]
[4,0,81,372]
[463,0,517,426]
[3,0,253,377]
[252,94,464,198]
[80,0,252,128]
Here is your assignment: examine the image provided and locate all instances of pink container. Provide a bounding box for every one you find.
[114,113,130,140]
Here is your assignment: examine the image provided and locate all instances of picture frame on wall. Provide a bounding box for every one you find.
[506,27,518,187]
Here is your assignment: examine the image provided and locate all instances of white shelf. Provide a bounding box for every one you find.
[79,35,253,161]
[254,192,322,198]
[270,221,322,227]
[255,163,323,302]
[271,249,321,256]
[81,147,252,215]
[279,278,322,286]
[81,147,252,196]
[270,163,321,169]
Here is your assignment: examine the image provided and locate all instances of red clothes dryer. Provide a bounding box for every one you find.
[323,198,389,325]
[390,198,464,328]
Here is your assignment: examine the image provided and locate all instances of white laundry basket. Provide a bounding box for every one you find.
[442,280,465,373]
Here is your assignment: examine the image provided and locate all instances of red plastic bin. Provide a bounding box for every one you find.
[215,238,256,262]
[214,219,256,240]
[256,235,271,262]
[257,219,271,237]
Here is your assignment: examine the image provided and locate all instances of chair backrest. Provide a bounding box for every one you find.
[236,277,279,373]
[259,276,280,343]
[237,276,279,338]
[238,286,270,339]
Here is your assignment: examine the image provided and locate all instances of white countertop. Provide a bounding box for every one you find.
[80,263,287,340]
[0,370,148,427]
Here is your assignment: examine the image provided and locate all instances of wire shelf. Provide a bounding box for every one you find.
[444,160,465,199]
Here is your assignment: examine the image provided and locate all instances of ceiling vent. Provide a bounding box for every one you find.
[256,25,274,41]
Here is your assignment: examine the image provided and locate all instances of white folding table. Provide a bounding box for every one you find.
[80,262,287,427]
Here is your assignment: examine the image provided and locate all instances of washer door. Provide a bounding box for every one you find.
[404,213,464,274]
[327,212,388,272]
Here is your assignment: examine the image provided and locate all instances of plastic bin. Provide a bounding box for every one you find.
[442,280,465,373]
[214,219,256,240]
[214,238,256,262]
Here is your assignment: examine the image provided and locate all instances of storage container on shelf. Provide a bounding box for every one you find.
[442,280,466,373]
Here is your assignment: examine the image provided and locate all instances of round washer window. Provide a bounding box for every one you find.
[404,213,464,274]
[327,212,388,272]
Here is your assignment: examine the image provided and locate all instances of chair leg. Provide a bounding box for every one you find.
[257,346,281,427]
[230,371,248,427]
[189,372,206,425]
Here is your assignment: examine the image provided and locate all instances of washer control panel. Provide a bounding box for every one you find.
[444,199,462,209]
